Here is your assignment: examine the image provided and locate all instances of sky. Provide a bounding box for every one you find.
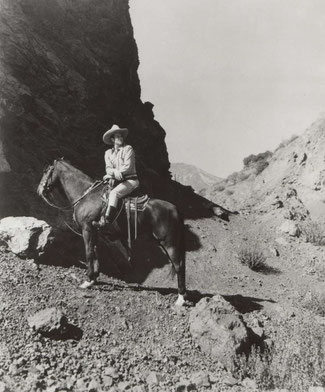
[130,0,325,177]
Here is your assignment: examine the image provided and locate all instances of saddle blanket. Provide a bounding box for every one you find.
[125,194,149,211]
[102,192,149,212]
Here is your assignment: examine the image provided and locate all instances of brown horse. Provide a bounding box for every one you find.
[37,158,186,306]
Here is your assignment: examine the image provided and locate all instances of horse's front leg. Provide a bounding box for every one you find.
[80,224,99,289]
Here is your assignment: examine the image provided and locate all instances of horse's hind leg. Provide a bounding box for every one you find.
[159,240,186,306]
[80,224,99,289]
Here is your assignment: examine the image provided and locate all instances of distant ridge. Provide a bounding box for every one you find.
[170,162,222,193]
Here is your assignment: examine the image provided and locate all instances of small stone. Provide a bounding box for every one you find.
[104,366,119,379]
[146,371,162,386]
[242,377,257,389]
[88,379,100,392]
[102,376,113,387]
[132,387,146,392]
[223,374,240,386]
[76,378,87,391]
[175,379,197,392]
[191,372,210,387]
[175,383,187,392]
[270,247,280,256]
[117,381,131,391]
[9,363,19,375]
[279,221,300,237]
[108,388,119,392]
[0,382,11,392]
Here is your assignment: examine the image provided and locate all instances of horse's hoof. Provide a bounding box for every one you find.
[175,294,186,307]
[79,280,95,289]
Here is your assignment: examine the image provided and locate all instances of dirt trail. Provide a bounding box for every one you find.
[1,211,324,391]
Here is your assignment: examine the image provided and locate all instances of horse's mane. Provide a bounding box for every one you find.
[59,159,94,185]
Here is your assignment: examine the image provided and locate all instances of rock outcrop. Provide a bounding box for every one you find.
[0,0,170,220]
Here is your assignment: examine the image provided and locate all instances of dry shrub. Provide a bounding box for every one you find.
[238,171,250,181]
[299,221,325,246]
[234,318,325,391]
[302,290,325,317]
[227,172,240,185]
[236,244,267,271]
[243,150,272,168]
[214,184,225,192]
[254,160,269,175]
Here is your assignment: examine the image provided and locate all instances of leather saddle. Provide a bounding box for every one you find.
[101,186,149,212]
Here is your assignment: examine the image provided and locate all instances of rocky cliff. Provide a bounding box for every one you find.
[0,0,170,219]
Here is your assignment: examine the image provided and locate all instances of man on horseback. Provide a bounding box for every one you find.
[95,124,139,228]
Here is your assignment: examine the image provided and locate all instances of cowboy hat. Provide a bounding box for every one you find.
[103,124,128,145]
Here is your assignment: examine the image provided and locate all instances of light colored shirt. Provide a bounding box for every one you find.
[105,144,137,181]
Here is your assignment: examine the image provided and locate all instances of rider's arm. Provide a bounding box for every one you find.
[104,150,115,179]
[115,145,136,180]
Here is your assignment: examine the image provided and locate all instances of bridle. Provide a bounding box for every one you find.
[39,160,104,211]
[38,161,72,211]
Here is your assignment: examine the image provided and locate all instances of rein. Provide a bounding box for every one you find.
[41,180,104,212]
[40,179,105,236]
[40,193,72,211]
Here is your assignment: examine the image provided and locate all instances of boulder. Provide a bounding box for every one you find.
[27,308,67,335]
[189,295,250,369]
[279,220,300,237]
[0,216,54,258]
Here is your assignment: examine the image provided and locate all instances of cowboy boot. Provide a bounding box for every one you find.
[93,206,117,228]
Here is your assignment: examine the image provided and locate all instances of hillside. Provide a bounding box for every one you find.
[170,163,222,193]
[205,120,325,220]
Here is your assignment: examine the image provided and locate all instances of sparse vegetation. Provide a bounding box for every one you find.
[213,184,225,192]
[226,171,240,185]
[238,171,250,181]
[301,290,325,317]
[243,150,273,168]
[236,244,267,271]
[299,221,325,246]
[234,317,325,391]
[255,160,269,175]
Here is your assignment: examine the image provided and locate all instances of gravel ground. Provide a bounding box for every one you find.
[1,212,325,392]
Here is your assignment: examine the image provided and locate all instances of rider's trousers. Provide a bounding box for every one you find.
[108,179,139,208]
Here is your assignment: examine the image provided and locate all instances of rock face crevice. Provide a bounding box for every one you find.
[0,0,170,219]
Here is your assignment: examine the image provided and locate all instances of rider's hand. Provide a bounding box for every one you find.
[103,174,110,183]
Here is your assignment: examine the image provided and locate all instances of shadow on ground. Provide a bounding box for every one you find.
[39,223,203,286]
[91,281,275,314]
